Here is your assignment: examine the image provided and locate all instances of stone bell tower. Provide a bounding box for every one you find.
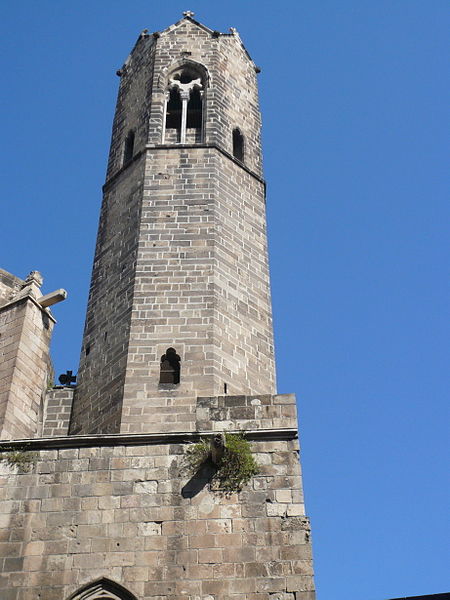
[70,12,275,435]
[0,13,315,600]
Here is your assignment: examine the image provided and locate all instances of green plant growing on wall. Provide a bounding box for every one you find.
[184,433,259,493]
[0,448,38,473]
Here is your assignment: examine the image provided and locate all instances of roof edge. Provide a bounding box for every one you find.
[156,15,258,68]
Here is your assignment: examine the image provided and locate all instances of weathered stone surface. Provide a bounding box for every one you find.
[42,387,74,437]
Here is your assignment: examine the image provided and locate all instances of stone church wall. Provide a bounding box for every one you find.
[0,433,314,600]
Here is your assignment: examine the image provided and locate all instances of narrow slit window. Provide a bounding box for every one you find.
[232,128,244,162]
[165,88,182,134]
[159,347,181,384]
[123,130,135,164]
[187,87,202,129]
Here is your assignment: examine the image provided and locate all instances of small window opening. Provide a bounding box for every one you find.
[85,343,91,356]
[165,88,182,132]
[232,128,244,162]
[159,347,181,384]
[123,130,135,164]
[224,382,228,394]
[187,87,202,129]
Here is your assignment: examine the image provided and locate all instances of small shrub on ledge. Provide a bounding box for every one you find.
[184,432,259,493]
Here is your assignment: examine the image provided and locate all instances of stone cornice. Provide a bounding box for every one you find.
[0,293,56,323]
[0,428,298,452]
[102,144,266,193]
[147,143,266,186]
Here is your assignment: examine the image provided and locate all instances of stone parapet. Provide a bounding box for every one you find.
[43,387,75,437]
[197,393,298,432]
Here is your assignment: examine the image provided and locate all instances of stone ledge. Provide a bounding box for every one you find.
[146,143,266,185]
[102,143,266,192]
[0,428,298,452]
[0,291,57,323]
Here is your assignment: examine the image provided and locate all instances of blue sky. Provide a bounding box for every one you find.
[1,2,449,599]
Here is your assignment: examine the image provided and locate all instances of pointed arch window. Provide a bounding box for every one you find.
[159,347,181,385]
[67,578,137,600]
[163,65,205,144]
[232,128,245,162]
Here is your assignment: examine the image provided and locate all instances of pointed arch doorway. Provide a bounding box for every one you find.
[67,578,138,600]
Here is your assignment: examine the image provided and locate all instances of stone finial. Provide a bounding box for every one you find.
[140,28,149,38]
[229,27,237,35]
[15,270,44,302]
[24,271,43,288]
[182,10,195,18]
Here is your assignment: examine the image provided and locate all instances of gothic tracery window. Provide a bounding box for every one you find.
[163,66,205,144]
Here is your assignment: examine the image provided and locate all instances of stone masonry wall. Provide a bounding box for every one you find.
[42,387,74,437]
[118,146,274,435]
[0,269,23,306]
[119,147,216,434]
[213,152,274,393]
[106,35,156,179]
[196,394,297,433]
[0,436,314,600]
[70,155,146,435]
